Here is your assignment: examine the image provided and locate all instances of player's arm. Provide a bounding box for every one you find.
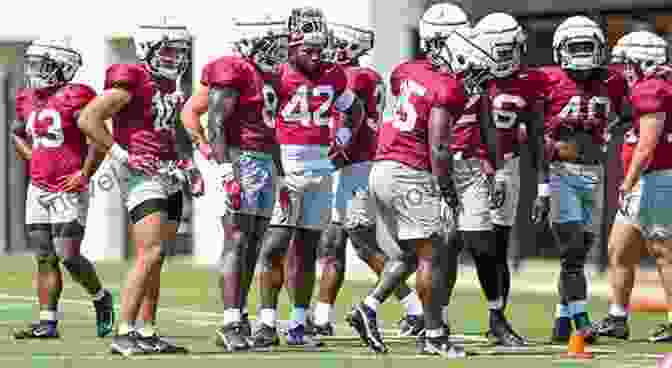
[207,86,239,164]
[524,99,549,186]
[478,94,498,173]
[10,119,31,161]
[623,112,666,190]
[181,84,209,145]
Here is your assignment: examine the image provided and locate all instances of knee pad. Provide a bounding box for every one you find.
[52,221,85,240]
[257,226,292,270]
[554,223,589,272]
[31,227,60,273]
[129,198,169,224]
[166,191,184,223]
[463,230,497,259]
[62,254,88,275]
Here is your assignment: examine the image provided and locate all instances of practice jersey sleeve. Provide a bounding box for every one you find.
[200,57,247,91]
[105,64,141,92]
[434,77,466,116]
[630,79,668,115]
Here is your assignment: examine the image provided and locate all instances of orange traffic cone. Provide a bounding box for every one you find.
[562,333,593,359]
[630,297,669,313]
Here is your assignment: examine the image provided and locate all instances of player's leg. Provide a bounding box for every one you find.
[52,191,114,338]
[549,167,596,342]
[253,225,291,348]
[111,176,184,356]
[456,158,525,346]
[589,216,643,340]
[284,172,331,347]
[239,214,269,336]
[135,191,186,353]
[638,173,672,343]
[14,184,61,339]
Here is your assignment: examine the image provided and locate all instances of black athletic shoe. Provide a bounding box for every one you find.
[398,314,425,337]
[216,322,250,352]
[589,315,629,340]
[551,317,573,343]
[649,323,672,343]
[487,311,527,346]
[94,290,115,338]
[110,332,145,357]
[420,334,467,358]
[250,323,280,350]
[346,303,388,354]
[415,322,451,352]
[240,313,252,339]
[136,333,188,354]
[12,322,59,339]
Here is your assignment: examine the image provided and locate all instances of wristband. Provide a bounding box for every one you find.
[110,143,129,163]
[538,183,550,197]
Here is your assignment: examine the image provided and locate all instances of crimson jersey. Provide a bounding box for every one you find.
[449,85,488,161]
[624,74,672,173]
[341,65,385,163]
[16,84,96,192]
[200,55,276,153]
[487,69,547,161]
[539,66,628,147]
[375,59,466,172]
[105,64,180,161]
[275,62,350,146]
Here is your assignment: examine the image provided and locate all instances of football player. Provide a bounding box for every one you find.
[251,6,365,349]
[180,17,289,352]
[471,13,549,346]
[540,16,628,342]
[78,21,192,356]
[10,38,114,340]
[346,6,494,356]
[589,31,672,343]
[310,22,424,337]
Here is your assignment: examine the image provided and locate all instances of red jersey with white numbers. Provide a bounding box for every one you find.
[487,69,547,161]
[200,55,276,153]
[539,66,627,146]
[16,84,95,192]
[275,62,349,146]
[375,59,466,172]
[105,64,180,161]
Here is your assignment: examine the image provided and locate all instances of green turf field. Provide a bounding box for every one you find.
[1,255,670,367]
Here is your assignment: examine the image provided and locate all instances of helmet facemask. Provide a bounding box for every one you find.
[489,40,523,78]
[252,35,289,73]
[557,36,605,71]
[24,44,81,89]
[147,39,191,80]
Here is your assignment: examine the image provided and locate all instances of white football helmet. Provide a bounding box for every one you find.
[327,22,374,64]
[616,31,669,80]
[419,3,471,67]
[24,37,82,89]
[473,13,526,78]
[553,16,606,71]
[287,6,329,48]
[444,30,497,94]
[134,19,192,80]
[233,16,289,73]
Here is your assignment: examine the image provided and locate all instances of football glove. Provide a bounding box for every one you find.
[531,183,551,225]
[490,178,506,210]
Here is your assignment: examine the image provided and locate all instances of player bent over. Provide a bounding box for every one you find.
[11,38,114,340]
[589,31,672,343]
[345,28,487,356]
[78,21,192,356]
[181,17,288,351]
[251,7,365,349]
[311,22,424,337]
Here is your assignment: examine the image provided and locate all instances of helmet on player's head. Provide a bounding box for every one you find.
[24,36,82,89]
[134,18,192,80]
[553,16,606,71]
[233,16,289,73]
[326,22,374,65]
[616,31,669,83]
[287,6,329,48]
[473,12,526,78]
[419,2,471,68]
[444,29,496,95]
